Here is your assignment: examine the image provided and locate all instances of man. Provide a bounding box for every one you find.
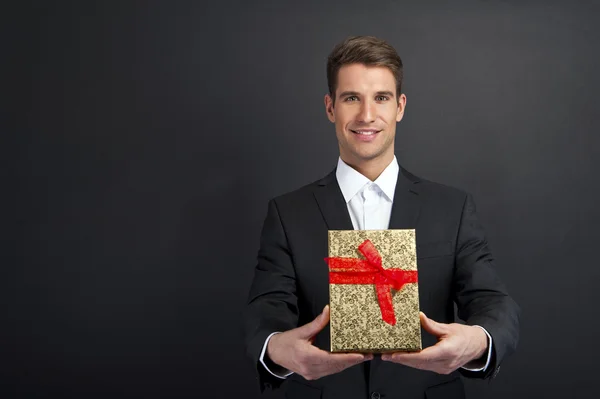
[243,36,520,399]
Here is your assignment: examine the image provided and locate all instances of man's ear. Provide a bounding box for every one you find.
[324,94,335,123]
[396,93,407,122]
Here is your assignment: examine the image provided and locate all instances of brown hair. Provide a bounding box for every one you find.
[327,36,403,104]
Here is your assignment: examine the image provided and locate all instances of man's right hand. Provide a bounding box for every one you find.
[266,305,373,381]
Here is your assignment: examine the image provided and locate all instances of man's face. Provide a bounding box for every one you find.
[325,63,406,166]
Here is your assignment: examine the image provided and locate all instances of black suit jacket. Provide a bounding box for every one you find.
[244,165,520,399]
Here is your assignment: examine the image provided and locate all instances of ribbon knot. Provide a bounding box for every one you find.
[325,239,418,326]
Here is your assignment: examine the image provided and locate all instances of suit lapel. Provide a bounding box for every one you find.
[388,166,422,229]
[313,169,354,231]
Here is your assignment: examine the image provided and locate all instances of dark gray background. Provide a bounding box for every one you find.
[3,0,599,398]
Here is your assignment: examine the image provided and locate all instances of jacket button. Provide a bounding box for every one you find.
[370,392,381,399]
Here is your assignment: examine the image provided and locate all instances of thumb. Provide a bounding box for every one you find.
[420,312,447,337]
[297,305,330,339]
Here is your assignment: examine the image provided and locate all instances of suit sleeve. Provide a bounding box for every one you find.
[243,199,299,392]
[453,194,521,380]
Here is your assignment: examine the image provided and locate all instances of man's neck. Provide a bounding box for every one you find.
[341,154,395,182]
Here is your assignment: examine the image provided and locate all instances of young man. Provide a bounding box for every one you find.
[243,36,520,399]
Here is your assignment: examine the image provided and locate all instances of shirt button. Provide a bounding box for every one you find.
[370,392,381,399]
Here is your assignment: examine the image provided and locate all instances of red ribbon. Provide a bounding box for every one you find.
[325,239,418,326]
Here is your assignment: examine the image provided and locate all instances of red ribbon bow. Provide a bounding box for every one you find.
[325,239,418,326]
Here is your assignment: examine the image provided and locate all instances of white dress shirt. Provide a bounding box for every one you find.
[260,156,492,378]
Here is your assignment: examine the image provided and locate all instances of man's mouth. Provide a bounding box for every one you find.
[350,129,381,135]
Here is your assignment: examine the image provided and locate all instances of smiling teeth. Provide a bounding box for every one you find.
[355,131,376,135]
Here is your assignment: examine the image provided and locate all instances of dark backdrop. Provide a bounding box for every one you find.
[3,0,599,398]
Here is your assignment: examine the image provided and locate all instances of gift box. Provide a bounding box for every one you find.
[325,229,422,353]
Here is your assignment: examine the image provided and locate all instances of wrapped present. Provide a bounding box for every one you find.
[325,229,422,353]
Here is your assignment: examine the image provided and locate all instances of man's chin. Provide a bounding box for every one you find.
[348,151,386,163]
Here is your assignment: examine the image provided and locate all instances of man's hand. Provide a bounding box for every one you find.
[381,312,488,374]
[267,305,373,380]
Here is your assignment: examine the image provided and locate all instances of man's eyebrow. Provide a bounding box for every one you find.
[337,91,360,98]
[375,91,395,97]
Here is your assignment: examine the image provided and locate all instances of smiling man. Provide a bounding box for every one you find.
[244,36,520,399]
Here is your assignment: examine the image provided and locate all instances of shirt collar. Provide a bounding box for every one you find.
[336,156,399,203]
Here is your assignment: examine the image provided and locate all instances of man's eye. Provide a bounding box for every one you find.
[375,96,389,101]
[344,96,358,102]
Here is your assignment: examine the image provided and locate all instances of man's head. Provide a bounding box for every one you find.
[327,36,403,103]
[325,36,406,172]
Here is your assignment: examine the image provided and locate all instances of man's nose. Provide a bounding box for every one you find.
[358,100,376,123]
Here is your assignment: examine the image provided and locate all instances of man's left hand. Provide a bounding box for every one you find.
[381,312,488,374]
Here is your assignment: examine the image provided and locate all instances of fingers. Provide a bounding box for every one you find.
[301,349,372,380]
[327,353,372,373]
[420,312,447,337]
[323,352,370,370]
[382,348,435,371]
[297,305,330,339]
[381,343,460,375]
[382,345,441,364]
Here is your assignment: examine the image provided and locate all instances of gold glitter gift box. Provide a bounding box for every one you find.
[325,229,422,353]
